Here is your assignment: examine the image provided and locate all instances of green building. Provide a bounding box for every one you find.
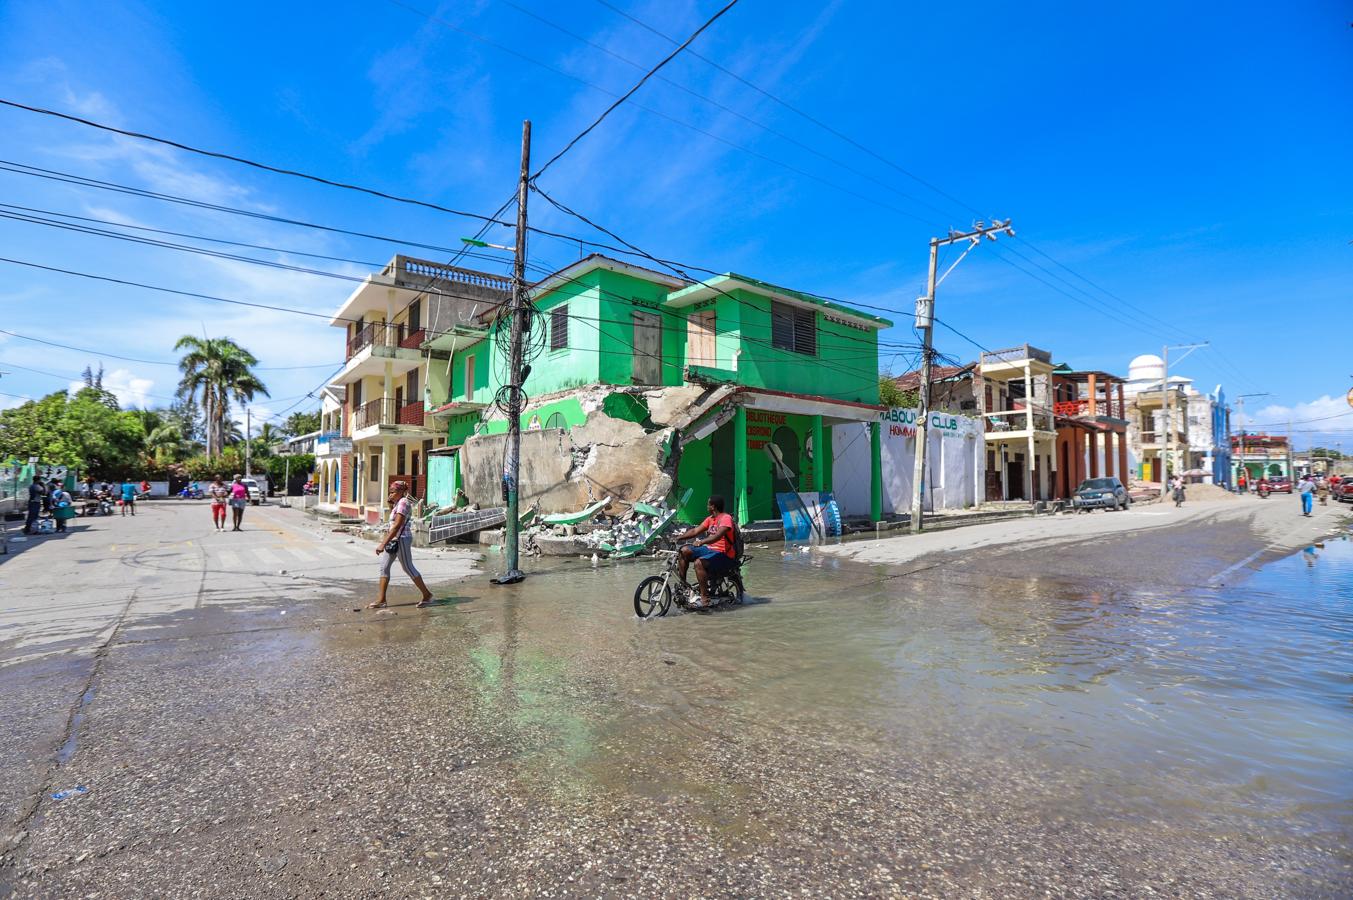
[425,255,890,525]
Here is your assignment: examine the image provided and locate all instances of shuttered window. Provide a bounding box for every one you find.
[770,300,817,356]
[550,304,569,350]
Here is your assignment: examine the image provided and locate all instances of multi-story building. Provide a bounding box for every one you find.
[322,255,512,524]
[434,254,893,525]
[1051,367,1131,497]
[977,345,1058,502]
[1185,385,1231,486]
[1232,433,1291,482]
[1123,353,1190,483]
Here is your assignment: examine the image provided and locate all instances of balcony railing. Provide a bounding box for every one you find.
[353,399,428,430]
[346,322,429,360]
[980,344,1052,366]
[984,407,1054,432]
[1140,430,1187,446]
[1053,399,1126,419]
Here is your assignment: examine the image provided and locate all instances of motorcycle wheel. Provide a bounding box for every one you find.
[633,576,672,619]
[729,572,745,602]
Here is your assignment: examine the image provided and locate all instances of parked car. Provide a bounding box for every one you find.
[1265,476,1293,494]
[1334,480,1353,503]
[241,477,264,506]
[1072,476,1131,511]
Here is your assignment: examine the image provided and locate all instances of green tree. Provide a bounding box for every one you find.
[0,388,146,477]
[283,410,321,437]
[879,375,918,409]
[174,336,269,459]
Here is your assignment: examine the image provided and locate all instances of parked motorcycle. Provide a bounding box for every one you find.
[178,485,205,500]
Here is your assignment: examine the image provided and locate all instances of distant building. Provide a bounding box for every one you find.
[1050,366,1131,497]
[1232,433,1291,481]
[1122,354,1230,485]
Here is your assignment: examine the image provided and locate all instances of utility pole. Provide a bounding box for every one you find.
[493,120,531,586]
[1159,342,1207,483]
[910,219,1013,533]
[1234,392,1269,488]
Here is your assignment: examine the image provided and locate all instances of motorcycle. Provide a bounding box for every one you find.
[633,548,746,618]
[1257,482,1270,499]
[178,485,205,500]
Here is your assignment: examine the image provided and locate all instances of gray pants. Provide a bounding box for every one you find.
[379,534,421,579]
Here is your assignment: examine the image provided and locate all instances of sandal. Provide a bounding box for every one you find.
[366,600,387,610]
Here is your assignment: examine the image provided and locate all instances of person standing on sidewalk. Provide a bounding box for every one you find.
[23,476,45,534]
[208,474,229,531]
[1298,475,1316,517]
[368,481,434,610]
[228,474,248,531]
[120,480,137,516]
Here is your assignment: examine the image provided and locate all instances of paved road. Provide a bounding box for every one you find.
[2,498,1349,898]
[0,499,477,665]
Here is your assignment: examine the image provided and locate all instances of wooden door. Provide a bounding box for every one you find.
[632,310,662,384]
[686,310,716,367]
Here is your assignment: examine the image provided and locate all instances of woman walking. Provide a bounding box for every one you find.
[368,481,434,609]
[228,474,248,531]
[209,474,229,531]
[1171,475,1186,508]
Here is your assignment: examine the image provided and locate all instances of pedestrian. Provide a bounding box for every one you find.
[368,481,434,609]
[1298,474,1315,517]
[120,480,137,516]
[228,474,248,531]
[139,479,150,498]
[49,482,74,532]
[209,474,229,532]
[1316,477,1330,507]
[1172,475,1186,508]
[1238,472,1247,494]
[23,476,45,534]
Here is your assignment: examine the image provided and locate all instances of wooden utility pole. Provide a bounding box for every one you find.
[910,219,1013,532]
[494,120,531,585]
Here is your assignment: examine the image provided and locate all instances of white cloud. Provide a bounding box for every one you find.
[1251,395,1353,434]
[66,367,155,409]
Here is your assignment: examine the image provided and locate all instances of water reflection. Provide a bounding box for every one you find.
[338,534,1353,857]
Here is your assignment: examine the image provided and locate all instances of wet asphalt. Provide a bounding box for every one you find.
[1,499,1350,897]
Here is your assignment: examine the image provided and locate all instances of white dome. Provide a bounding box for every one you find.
[1128,354,1165,382]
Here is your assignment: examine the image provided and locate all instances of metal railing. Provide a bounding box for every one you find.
[984,407,1055,432]
[980,344,1052,366]
[1053,399,1126,419]
[353,399,428,430]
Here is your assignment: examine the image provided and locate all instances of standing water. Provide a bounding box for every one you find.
[395,533,1353,892]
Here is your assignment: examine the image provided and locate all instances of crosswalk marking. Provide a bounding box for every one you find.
[313,544,352,559]
[218,550,240,569]
[254,548,282,565]
[285,547,318,562]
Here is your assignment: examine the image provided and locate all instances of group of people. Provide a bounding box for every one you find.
[22,476,144,534]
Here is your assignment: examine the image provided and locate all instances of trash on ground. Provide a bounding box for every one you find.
[50,785,89,801]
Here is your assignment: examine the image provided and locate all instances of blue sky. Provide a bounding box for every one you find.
[0,0,1349,447]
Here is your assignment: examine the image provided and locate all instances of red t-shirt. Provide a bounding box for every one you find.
[699,513,736,558]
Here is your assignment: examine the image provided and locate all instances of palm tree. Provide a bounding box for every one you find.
[174,337,269,458]
[145,422,188,464]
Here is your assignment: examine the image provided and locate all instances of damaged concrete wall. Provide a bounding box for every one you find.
[460,383,735,515]
[461,413,673,513]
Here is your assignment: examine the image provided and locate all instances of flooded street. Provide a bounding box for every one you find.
[4,501,1351,896]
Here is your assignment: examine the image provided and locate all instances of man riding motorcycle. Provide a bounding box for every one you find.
[674,495,737,610]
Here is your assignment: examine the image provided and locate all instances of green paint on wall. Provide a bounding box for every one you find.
[601,392,651,426]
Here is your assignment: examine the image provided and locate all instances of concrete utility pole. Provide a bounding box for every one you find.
[493,120,531,586]
[245,407,251,477]
[910,219,1013,533]
[1160,342,1207,483]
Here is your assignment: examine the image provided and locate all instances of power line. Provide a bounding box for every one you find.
[0,327,338,371]
[0,159,497,258]
[0,98,514,224]
[531,0,740,179]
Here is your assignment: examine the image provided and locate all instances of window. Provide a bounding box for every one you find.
[770,301,816,355]
[396,444,406,476]
[368,454,380,482]
[464,354,475,401]
[406,368,419,403]
[550,304,569,350]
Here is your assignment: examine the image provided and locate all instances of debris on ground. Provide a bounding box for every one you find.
[50,786,89,801]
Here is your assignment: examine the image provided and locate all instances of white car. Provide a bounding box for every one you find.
[241,477,264,506]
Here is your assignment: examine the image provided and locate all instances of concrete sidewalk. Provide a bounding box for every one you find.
[817,495,1348,576]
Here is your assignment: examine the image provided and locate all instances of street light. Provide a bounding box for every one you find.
[460,237,514,252]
